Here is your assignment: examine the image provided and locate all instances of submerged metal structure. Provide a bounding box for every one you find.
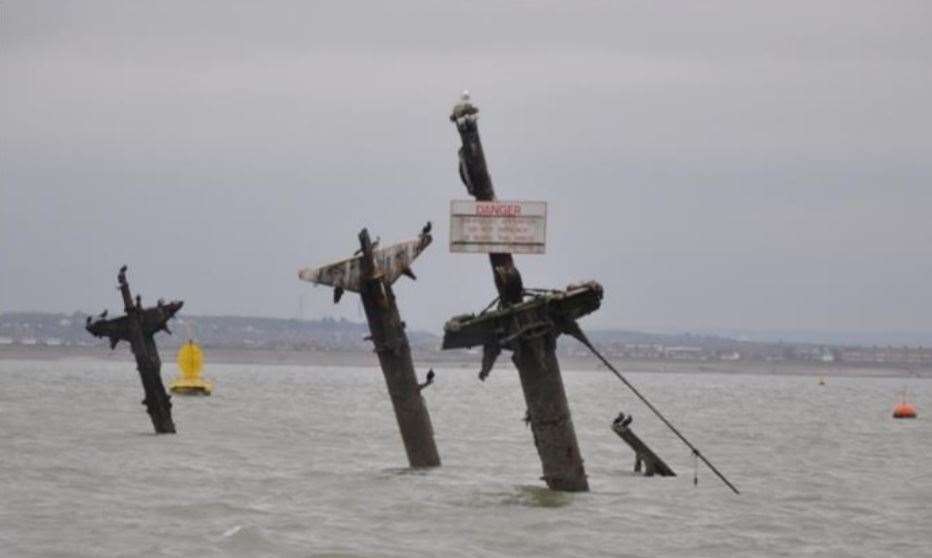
[444,95,602,491]
[611,412,675,477]
[85,266,182,434]
[299,224,441,468]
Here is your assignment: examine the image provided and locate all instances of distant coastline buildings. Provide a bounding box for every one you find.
[563,339,932,367]
[2,311,931,368]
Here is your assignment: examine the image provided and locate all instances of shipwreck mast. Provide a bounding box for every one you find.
[299,225,441,468]
[85,266,182,434]
[445,94,601,491]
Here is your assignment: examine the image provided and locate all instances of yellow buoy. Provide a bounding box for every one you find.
[169,340,213,395]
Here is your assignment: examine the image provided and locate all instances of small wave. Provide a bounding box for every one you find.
[162,500,272,518]
[222,525,244,538]
[377,466,436,478]
[218,524,282,555]
[459,484,576,509]
[504,485,576,508]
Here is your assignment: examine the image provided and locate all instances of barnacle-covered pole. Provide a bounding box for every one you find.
[299,225,441,468]
[85,266,182,433]
[446,94,598,491]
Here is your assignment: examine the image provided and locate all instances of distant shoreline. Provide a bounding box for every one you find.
[2,345,928,379]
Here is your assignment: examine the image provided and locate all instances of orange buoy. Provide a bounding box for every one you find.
[893,402,917,419]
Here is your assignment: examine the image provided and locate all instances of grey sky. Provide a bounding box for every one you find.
[2,1,931,337]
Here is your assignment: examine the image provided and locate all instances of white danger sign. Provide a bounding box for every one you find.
[449,200,547,254]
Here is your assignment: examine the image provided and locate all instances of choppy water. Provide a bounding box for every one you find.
[1,358,930,557]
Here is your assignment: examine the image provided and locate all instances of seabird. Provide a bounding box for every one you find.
[417,369,435,391]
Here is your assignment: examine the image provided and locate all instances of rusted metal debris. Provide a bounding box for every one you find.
[611,412,676,477]
[576,333,740,493]
[85,266,182,434]
[446,94,601,491]
[299,225,441,468]
[443,282,604,380]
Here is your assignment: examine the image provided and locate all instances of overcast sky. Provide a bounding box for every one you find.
[2,1,931,339]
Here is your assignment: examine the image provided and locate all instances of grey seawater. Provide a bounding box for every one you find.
[1,359,930,558]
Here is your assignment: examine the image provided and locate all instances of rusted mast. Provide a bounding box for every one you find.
[356,228,441,467]
[85,266,182,433]
[448,95,590,491]
[298,226,440,468]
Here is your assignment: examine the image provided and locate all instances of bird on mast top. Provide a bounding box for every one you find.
[450,90,479,123]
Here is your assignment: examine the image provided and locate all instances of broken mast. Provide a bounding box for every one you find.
[85,266,182,434]
[298,224,441,468]
[443,94,602,491]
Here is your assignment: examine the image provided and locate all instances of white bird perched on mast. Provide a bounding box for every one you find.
[450,90,478,122]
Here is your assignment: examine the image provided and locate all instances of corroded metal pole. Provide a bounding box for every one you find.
[448,95,590,491]
[85,266,182,433]
[357,229,441,468]
[298,226,440,468]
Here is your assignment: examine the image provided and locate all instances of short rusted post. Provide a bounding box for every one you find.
[299,226,440,468]
[611,413,675,477]
[85,266,182,433]
[445,94,597,491]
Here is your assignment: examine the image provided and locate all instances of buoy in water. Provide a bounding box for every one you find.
[169,340,213,395]
[893,402,917,419]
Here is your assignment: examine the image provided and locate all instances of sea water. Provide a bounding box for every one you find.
[1,359,929,557]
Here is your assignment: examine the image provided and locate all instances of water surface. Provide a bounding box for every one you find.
[1,359,929,557]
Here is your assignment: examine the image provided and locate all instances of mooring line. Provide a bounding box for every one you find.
[574,330,740,495]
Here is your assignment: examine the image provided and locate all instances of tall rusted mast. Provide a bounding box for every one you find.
[299,225,440,468]
[86,266,182,434]
[446,95,599,491]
